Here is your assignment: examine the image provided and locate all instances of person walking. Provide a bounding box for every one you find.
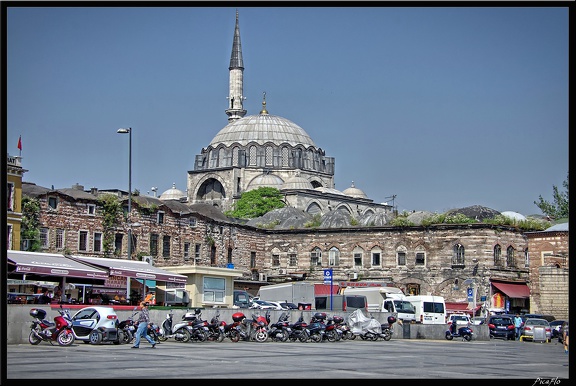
[562,321,569,353]
[514,313,523,340]
[131,301,156,349]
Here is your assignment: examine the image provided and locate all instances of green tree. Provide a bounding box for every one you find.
[98,194,122,257]
[20,196,41,251]
[534,173,569,219]
[224,187,285,219]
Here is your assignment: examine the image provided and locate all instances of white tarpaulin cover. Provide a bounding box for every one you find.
[347,308,381,335]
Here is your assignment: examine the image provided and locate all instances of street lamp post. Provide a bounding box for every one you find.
[117,128,132,260]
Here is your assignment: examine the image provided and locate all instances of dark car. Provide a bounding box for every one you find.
[279,302,298,310]
[487,315,516,340]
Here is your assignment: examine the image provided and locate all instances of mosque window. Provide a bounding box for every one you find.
[310,248,322,266]
[266,146,273,166]
[452,244,465,266]
[233,146,239,166]
[328,247,340,266]
[288,253,297,266]
[249,146,257,166]
[272,253,280,267]
[354,252,362,268]
[281,147,289,167]
[397,251,406,266]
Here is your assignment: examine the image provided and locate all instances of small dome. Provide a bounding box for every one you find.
[343,181,367,199]
[501,211,526,221]
[159,183,186,200]
[246,173,284,191]
[359,211,392,226]
[281,170,313,190]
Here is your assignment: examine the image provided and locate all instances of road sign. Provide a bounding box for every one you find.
[323,269,332,284]
[467,287,474,302]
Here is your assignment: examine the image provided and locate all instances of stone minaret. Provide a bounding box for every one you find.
[225,10,247,122]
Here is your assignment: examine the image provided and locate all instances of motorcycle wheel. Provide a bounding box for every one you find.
[192,329,208,342]
[298,330,310,343]
[157,329,168,342]
[122,330,133,344]
[309,333,322,343]
[57,329,75,346]
[463,334,472,342]
[216,332,225,343]
[325,331,337,342]
[369,333,379,341]
[445,333,454,341]
[28,331,42,345]
[253,328,268,343]
[175,327,191,343]
[228,329,240,343]
[113,330,125,345]
[89,330,103,345]
[382,330,392,341]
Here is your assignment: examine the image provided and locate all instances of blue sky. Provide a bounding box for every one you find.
[5,5,569,216]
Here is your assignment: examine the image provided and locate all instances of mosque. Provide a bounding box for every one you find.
[175,11,393,219]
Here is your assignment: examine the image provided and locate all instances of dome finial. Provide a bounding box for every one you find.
[260,91,268,115]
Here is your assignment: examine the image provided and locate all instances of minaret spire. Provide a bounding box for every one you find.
[226,9,247,122]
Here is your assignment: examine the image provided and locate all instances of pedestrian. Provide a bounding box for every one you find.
[131,301,156,349]
[562,321,569,354]
[514,313,523,340]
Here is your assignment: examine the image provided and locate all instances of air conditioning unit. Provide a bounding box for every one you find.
[349,272,358,280]
[142,256,154,265]
[259,273,268,281]
[278,269,287,275]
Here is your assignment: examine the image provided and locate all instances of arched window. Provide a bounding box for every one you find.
[310,247,322,266]
[396,246,407,266]
[328,247,340,266]
[265,146,273,166]
[353,246,364,268]
[249,146,257,166]
[506,246,515,267]
[281,147,289,167]
[494,244,502,266]
[452,244,465,265]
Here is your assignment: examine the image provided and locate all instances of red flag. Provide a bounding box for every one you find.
[17,136,22,151]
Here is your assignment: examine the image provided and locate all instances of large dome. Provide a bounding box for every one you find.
[209,114,317,148]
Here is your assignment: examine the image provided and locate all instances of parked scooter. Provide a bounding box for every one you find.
[324,316,342,342]
[205,310,225,342]
[445,322,474,341]
[224,312,247,342]
[157,310,191,343]
[348,309,381,341]
[239,312,269,342]
[332,315,355,340]
[28,305,75,346]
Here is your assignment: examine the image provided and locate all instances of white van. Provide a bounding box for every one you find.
[341,286,416,322]
[407,295,446,324]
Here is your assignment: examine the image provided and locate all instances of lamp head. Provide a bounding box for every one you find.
[117,128,131,134]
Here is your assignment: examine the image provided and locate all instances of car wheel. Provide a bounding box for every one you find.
[89,330,102,345]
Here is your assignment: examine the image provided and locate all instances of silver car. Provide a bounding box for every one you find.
[521,318,552,342]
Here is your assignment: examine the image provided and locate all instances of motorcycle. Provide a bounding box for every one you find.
[445,323,474,341]
[118,307,139,344]
[308,312,328,343]
[224,312,247,342]
[347,309,381,341]
[378,315,396,341]
[332,315,355,340]
[324,316,342,342]
[239,312,268,342]
[205,310,225,342]
[157,310,191,343]
[28,305,75,346]
[181,308,209,342]
[266,311,290,342]
[287,312,310,343]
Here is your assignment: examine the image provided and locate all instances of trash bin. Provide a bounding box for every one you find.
[298,303,312,310]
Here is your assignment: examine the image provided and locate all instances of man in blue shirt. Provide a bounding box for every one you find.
[514,314,523,340]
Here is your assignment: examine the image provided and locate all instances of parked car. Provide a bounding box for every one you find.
[279,302,298,310]
[69,306,124,344]
[487,315,516,340]
[470,317,485,325]
[265,301,289,310]
[521,318,552,342]
[447,313,471,326]
[550,320,565,340]
[249,300,277,310]
[524,314,556,323]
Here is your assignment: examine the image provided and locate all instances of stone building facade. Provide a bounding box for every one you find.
[6,154,27,250]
